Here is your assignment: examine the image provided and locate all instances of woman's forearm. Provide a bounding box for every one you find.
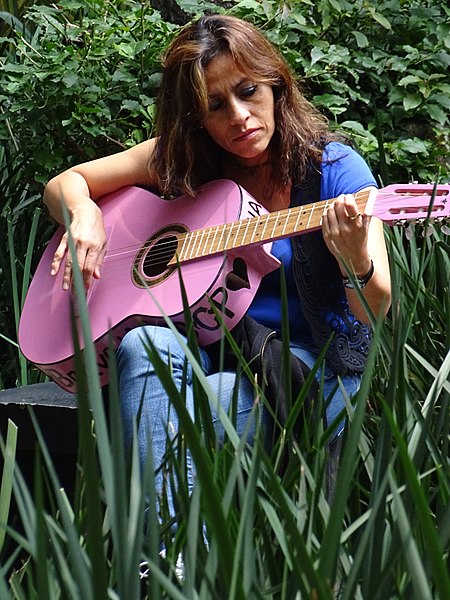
[43,170,96,225]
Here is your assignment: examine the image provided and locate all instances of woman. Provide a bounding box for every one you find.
[43,15,391,516]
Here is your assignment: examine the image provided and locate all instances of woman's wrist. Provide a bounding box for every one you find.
[342,259,375,289]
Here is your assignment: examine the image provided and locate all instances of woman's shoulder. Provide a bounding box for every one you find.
[322,141,359,163]
[320,141,377,197]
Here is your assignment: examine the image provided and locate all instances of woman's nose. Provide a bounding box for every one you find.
[228,98,250,125]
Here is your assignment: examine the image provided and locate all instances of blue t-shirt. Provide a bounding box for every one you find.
[247,142,377,343]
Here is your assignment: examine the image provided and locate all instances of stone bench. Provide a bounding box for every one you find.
[0,382,79,491]
[0,382,78,453]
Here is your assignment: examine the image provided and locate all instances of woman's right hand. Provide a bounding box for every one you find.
[50,200,107,291]
[43,139,157,291]
[50,198,106,290]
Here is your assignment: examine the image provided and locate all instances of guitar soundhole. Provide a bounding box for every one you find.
[132,224,187,288]
[142,234,178,278]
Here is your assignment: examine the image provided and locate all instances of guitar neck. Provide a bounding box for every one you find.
[176,190,372,263]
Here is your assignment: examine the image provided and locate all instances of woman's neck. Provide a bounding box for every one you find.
[223,158,291,211]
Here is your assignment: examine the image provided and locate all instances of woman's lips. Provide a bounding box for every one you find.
[233,128,259,142]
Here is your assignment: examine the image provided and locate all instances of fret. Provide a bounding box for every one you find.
[181,230,191,259]
[203,226,212,256]
[216,221,226,253]
[259,213,270,242]
[195,227,207,258]
[209,224,220,255]
[189,230,200,260]
[305,203,315,230]
[312,201,323,228]
[270,212,281,239]
[224,221,235,251]
[293,206,305,233]
[321,199,332,227]
[191,229,198,258]
[281,208,292,236]
[250,215,263,244]
[233,219,244,248]
[242,217,252,247]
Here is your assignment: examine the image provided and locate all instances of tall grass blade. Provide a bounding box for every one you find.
[0,419,17,553]
[389,470,433,600]
[380,397,450,598]
[318,320,381,584]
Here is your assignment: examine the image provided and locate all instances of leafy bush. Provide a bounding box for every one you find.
[2,0,449,194]
[0,1,176,189]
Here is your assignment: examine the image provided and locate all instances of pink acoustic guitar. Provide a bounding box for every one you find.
[18,179,450,392]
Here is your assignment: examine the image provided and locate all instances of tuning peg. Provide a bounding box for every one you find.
[414,217,434,238]
[423,224,434,238]
[393,218,409,227]
[405,223,414,240]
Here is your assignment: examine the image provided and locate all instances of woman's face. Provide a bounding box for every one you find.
[202,53,275,166]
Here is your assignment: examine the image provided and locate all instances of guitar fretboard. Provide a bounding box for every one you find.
[174,193,370,263]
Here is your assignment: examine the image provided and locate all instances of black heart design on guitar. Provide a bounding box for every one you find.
[18,179,450,392]
[225,258,251,291]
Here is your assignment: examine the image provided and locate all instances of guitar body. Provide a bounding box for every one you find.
[19,178,450,392]
[18,180,280,392]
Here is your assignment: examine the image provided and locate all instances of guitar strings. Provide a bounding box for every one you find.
[95,189,445,270]
[101,189,446,268]
[100,189,445,269]
[99,193,366,266]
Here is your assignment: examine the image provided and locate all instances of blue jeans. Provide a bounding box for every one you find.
[116,325,361,511]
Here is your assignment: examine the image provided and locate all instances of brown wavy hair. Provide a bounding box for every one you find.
[152,14,332,196]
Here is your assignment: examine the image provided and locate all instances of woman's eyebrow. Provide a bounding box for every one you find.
[208,77,249,98]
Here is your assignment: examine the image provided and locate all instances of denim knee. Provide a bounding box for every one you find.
[117,325,180,365]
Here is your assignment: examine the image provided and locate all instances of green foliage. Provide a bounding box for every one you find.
[2,0,449,193]
[0,1,176,188]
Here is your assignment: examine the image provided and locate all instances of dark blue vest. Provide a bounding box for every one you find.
[291,171,372,374]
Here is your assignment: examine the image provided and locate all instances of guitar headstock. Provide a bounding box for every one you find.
[370,184,450,233]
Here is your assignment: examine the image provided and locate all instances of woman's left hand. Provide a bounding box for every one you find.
[321,188,392,322]
[322,193,372,275]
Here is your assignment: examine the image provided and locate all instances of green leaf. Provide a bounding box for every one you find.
[313,93,347,107]
[328,0,343,12]
[352,31,369,48]
[310,46,325,66]
[398,75,422,87]
[113,43,136,59]
[403,93,422,111]
[427,104,447,125]
[371,12,392,30]
[340,120,365,133]
[112,68,136,83]
[62,71,78,88]
[430,93,450,109]
[397,138,428,154]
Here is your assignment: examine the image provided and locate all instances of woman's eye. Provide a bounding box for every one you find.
[209,99,223,112]
[241,85,257,98]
